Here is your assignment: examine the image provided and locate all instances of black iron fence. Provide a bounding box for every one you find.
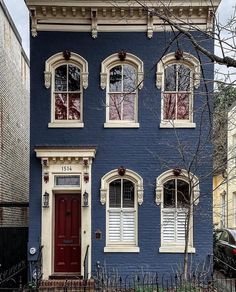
[0,227,28,290]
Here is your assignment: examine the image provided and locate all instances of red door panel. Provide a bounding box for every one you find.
[55,194,81,273]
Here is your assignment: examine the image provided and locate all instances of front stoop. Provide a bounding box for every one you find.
[38,279,94,292]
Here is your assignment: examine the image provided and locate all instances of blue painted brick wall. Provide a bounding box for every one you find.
[29,31,214,273]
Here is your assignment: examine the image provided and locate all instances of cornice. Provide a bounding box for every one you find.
[25,0,221,37]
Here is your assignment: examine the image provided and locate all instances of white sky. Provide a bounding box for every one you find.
[3,0,236,81]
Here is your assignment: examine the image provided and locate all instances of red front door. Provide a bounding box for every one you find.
[54,194,81,273]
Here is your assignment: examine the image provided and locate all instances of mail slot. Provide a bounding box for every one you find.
[63,240,73,244]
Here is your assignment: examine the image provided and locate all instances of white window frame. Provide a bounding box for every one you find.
[100,53,144,128]
[100,169,144,252]
[44,52,88,128]
[220,191,226,228]
[156,52,201,129]
[156,169,199,253]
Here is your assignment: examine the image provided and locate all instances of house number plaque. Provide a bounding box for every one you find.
[61,166,73,172]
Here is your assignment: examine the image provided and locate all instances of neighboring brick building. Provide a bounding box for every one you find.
[0,0,29,227]
[26,0,219,282]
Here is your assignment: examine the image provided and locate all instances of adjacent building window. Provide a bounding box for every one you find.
[100,53,144,128]
[156,169,199,253]
[156,52,201,128]
[100,169,144,252]
[44,52,88,128]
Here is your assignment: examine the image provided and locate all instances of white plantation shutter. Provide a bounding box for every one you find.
[108,210,135,243]
[122,211,135,242]
[162,209,175,243]
[162,209,187,244]
[177,210,187,243]
[109,211,121,242]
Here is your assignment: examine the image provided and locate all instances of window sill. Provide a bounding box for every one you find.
[104,246,140,253]
[48,122,84,128]
[104,122,140,128]
[159,122,196,129]
[159,246,195,253]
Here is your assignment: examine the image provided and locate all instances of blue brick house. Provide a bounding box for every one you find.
[26,0,219,281]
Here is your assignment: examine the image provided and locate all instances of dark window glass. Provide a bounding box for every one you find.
[68,93,80,120]
[164,179,175,207]
[123,64,136,92]
[165,65,176,91]
[109,66,122,92]
[123,180,134,208]
[68,65,80,91]
[178,65,190,91]
[55,93,67,120]
[109,179,121,208]
[177,179,190,208]
[55,65,67,91]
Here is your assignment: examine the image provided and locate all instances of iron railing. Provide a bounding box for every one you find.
[83,245,89,281]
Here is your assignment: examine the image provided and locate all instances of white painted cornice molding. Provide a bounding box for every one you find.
[26,1,220,37]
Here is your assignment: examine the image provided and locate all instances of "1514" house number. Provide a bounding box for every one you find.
[61,166,73,172]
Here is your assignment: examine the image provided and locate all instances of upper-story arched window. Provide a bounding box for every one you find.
[101,52,144,128]
[44,52,88,128]
[156,52,201,128]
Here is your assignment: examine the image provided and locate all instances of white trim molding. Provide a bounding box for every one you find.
[35,147,96,280]
[156,52,201,90]
[44,52,89,89]
[26,2,220,37]
[100,52,144,90]
[100,168,144,205]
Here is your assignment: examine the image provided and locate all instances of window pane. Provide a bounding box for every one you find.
[123,180,134,208]
[68,93,80,120]
[109,66,122,92]
[123,64,136,92]
[164,179,175,208]
[123,94,135,120]
[177,93,189,120]
[68,65,80,91]
[163,93,176,120]
[55,65,67,91]
[177,179,190,208]
[55,175,80,187]
[109,93,122,120]
[165,65,176,91]
[109,179,121,208]
[55,93,67,120]
[178,65,190,91]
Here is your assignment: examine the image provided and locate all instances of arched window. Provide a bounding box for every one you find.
[44,52,88,128]
[156,52,201,128]
[100,169,144,252]
[156,169,199,253]
[101,53,144,128]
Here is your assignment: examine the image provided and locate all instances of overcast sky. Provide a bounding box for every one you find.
[3,0,236,65]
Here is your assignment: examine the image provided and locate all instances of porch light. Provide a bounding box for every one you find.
[83,191,89,207]
[43,191,49,208]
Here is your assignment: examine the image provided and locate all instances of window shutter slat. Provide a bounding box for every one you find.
[123,211,135,242]
[177,210,187,242]
[109,211,121,242]
[162,210,175,243]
